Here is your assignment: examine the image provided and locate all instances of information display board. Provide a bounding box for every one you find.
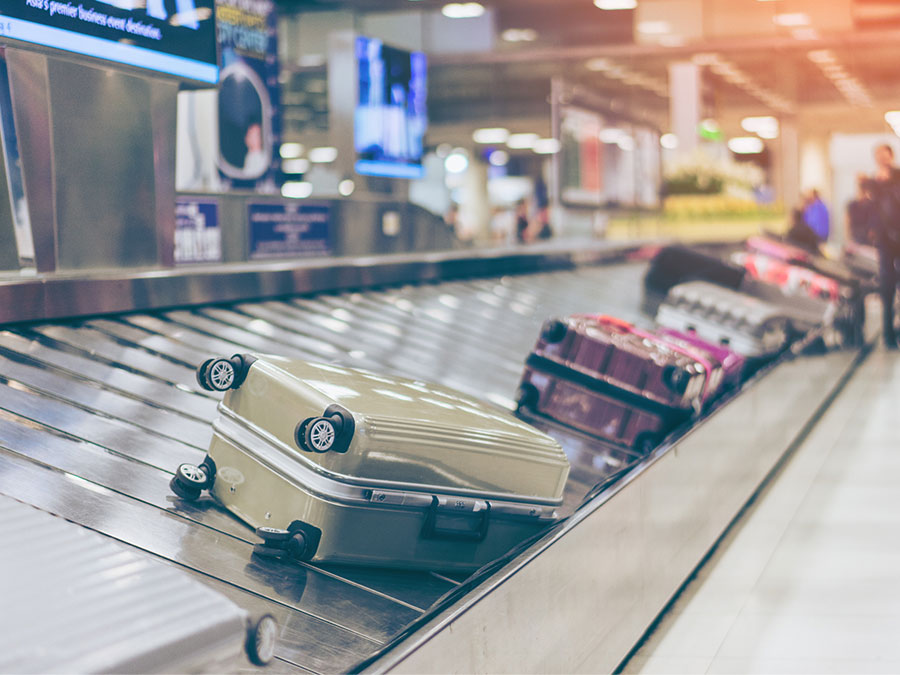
[248,202,330,260]
[0,0,218,83]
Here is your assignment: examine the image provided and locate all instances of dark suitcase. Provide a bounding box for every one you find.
[642,245,746,315]
[516,315,706,452]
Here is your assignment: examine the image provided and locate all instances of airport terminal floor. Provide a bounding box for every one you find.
[623,342,900,675]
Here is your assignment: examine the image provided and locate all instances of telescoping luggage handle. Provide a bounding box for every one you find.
[421,496,491,542]
[577,314,715,402]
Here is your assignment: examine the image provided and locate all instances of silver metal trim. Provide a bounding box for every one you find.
[0,240,650,324]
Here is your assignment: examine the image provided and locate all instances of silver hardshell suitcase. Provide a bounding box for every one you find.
[171,354,570,572]
[655,281,795,357]
[0,494,278,673]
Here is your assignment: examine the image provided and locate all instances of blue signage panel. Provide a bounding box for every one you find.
[0,1,218,83]
[175,198,221,264]
[248,202,330,260]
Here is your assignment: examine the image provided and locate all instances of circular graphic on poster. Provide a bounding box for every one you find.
[217,61,273,181]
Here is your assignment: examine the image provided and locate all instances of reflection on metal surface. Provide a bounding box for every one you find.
[0,253,863,674]
[0,260,646,672]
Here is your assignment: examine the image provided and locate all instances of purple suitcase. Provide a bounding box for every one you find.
[656,327,746,394]
[516,315,707,452]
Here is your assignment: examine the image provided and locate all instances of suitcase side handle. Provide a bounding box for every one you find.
[421,496,491,542]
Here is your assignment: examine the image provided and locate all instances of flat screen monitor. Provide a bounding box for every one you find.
[354,36,427,179]
[0,0,218,83]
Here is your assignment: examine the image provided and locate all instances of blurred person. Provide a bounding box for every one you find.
[515,199,532,243]
[242,122,268,178]
[847,173,878,245]
[786,203,822,253]
[868,144,900,348]
[802,189,830,242]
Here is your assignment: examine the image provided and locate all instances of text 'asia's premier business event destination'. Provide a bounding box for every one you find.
[0,0,218,82]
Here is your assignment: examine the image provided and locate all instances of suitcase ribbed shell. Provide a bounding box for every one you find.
[224,356,569,502]
[0,495,248,673]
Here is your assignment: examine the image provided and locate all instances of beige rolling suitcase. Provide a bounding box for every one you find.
[171,354,569,572]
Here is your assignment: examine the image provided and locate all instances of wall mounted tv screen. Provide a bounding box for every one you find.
[0,0,218,83]
[354,36,427,179]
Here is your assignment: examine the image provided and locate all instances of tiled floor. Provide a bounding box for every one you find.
[622,344,900,674]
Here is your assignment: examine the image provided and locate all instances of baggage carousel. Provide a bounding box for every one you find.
[0,243,869,673]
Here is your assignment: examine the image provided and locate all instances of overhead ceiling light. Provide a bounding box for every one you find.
[444,151,469,173]
[881,111,899,127]
[338,179,356,197]
[637,20,670,34]
[442,2,485,19]
[280,143,304,159]
[773,12,810,27]
[309,147,338,163]
[501,28,537,42]
[507,133,539,149]
[585,57,614,71]
[282,158,310,174]
[593,0,637,9]
[792,28,819,40]
[728,137,765,154]
[742,115,779,139]
[660,133,679,150]
[808,49,835,64]
[533,138,561,154]
[282,181,313,199]
[489,149,509,166]
[617,137,635,151]
[692,52,721,66]
[473,127,510,144]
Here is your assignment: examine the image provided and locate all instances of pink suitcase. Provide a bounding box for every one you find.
[516,315,707,452]
[736,251,841,303]
[656,327,745,394]
[746,235,812,265]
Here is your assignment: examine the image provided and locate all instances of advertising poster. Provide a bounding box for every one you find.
[175,198,221,264]
[0,0,217,82]
[215,0,280,192]
[248,202,331,260]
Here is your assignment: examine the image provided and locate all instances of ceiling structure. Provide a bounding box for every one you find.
[274,0,900,146]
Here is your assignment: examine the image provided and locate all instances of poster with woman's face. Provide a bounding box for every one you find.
[217,61,272,181]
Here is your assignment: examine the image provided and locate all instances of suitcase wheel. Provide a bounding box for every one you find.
[634,433,660,454]
[304,417,338,452]
[541,318,568,344]
[662,365,689,395]
[256,526,292,544]
[515,383,539,412]
[170,463,212,501]
[246,614,278,666]
[197,354,256,392]
[201,358,238,391]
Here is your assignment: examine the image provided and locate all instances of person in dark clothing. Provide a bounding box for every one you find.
[787,205,823,253]
[847,174,878,245]
[869,144,900,348]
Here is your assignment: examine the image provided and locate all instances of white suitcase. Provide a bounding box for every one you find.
[656,281,794,358]
[0,494,278,673]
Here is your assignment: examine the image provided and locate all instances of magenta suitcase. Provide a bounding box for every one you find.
[656,327,745,394]
[516,315,707,452]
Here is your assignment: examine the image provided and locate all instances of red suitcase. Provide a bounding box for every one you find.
[736,251,841,303]
[516,315,707,452]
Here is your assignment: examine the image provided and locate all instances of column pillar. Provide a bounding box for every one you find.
[668,62,702,156]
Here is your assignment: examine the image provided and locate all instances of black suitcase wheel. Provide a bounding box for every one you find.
[196,358,214,389]
[662,365,689,395]
[541,318,568,344]
[246,614,278,666]
[202,358,237,391]
[304,417,337,453]
[286,531,312,562]
[170,463,210,500]
[256,526,292,544]
[634,433,660,454]
[515,383,539,412]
